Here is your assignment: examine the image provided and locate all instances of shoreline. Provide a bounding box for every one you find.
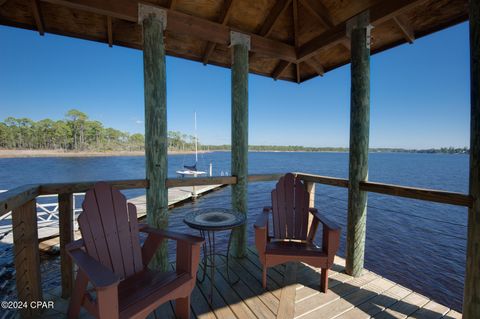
[0,149,210,158]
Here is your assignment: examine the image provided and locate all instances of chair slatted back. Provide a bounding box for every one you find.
[271,173,310,240]
[78,182,144,279]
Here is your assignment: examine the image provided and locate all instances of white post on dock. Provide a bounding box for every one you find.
[209,162,213,176]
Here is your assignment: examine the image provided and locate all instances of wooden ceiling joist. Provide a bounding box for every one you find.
[202,0,234,65]
[31,0,45,35]
[272,60,290,80]
[393,14,415,43]
[106,15,112,47]
[39,0,296,62]
[167,0,176,9]
[297,0,428,62]
[258,0,292,37]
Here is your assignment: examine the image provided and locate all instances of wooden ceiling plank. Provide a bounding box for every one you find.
[297,0,428,62]
[40,0,297,62]
[203,0,234,65]
[300,0,334,28]
[272,60,291,80]
[31,0,45,35]
[296,63,300,83]
[258,0,292,37]
[106,15,113,47]
[393,14,415,43]
[292,0,299,47]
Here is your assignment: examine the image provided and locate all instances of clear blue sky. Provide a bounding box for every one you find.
[0,22,470,149]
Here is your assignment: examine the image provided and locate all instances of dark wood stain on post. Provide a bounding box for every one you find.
[346,15,370,278]
[143,12,169,270]
[231,41,249,258]
[464,0,480,317]
[12,199,43,317]
[58,193,74,299]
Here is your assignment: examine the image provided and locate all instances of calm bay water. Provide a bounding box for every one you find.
[0,152,469,310]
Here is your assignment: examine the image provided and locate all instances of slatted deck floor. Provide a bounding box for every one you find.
[34,247,461,319]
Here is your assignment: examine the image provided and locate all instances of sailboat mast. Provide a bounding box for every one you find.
[194,111,198,163]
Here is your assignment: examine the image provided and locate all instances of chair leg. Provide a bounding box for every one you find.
[68,271,88,319]
[175,296,191,319]
[320,268,328,293]
[97,287,119,319]
[262,266,267,289]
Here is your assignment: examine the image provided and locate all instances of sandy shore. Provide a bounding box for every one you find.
[0,149,208,158]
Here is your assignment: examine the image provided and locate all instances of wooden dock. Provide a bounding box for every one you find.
[34,246,460,319]
[0,184,224,252]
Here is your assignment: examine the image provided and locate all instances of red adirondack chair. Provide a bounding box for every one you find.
[254,173,341,292]
[66,182,204,319]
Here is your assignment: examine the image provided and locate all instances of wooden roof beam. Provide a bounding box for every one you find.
[300,0,334,28]
[305,59,324,76]
[272,60,291,80]
[31,0,45,36]
[40,0,297,62]
[259,0,292,37]
[203,0,234,65]
[106,15,112,47]
[297,0,427,62]
[293,0,300,83]
[393,14,415,43]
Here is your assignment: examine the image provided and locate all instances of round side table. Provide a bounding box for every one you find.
[183,208,246,303]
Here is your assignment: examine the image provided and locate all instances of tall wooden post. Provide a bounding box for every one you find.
[345,11,371,277]
[464,1,480,317]
[139,4,169,271]
[230,31,250,258]
[59,193,74,299]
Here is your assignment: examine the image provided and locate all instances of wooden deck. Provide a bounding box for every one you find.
[36,247,461,319]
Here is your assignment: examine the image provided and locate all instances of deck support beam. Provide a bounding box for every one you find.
[230,31,250,258]
[139,4,169,271]
[345,12,371,277]
[464,0,480,317]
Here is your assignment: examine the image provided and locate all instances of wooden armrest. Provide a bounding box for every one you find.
[254,207,271,229]
[67,247,121,290]
[309,208,340,231]
[139,224,204,245]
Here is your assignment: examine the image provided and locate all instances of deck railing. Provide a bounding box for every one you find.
[0,173,472,317]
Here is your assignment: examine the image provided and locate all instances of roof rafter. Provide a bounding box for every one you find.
[393,14,415,43]
[305,59,324,76]
[31,0,45,35]
[202,0,234,65]
[40,0,297,62]
[106,15,112,47]
[293,0,300,83]
[272,60,291,80]
[300,0,334,28]
[297,0,428,62]
[258,0,292,37]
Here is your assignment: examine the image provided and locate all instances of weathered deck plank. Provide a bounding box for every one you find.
[38,249,460,319]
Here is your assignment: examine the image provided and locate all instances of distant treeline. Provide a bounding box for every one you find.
[0,110,198,152]
[204,145,469,154]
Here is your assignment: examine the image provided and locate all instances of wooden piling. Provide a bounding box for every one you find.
[58,193,74,299]
[140,5,169,270]
[230,31,250,258]
[345,12,371,277]
[12,199,42,318]
[464,0,480,317]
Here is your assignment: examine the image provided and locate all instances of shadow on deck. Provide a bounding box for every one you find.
[34,247,460,319]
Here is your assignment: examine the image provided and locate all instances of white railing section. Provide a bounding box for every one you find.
[0,190,84,238]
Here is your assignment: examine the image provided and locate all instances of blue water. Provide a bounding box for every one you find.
[0,152,469,310]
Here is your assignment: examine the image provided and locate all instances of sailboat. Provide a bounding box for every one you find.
[176,112,207,177]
